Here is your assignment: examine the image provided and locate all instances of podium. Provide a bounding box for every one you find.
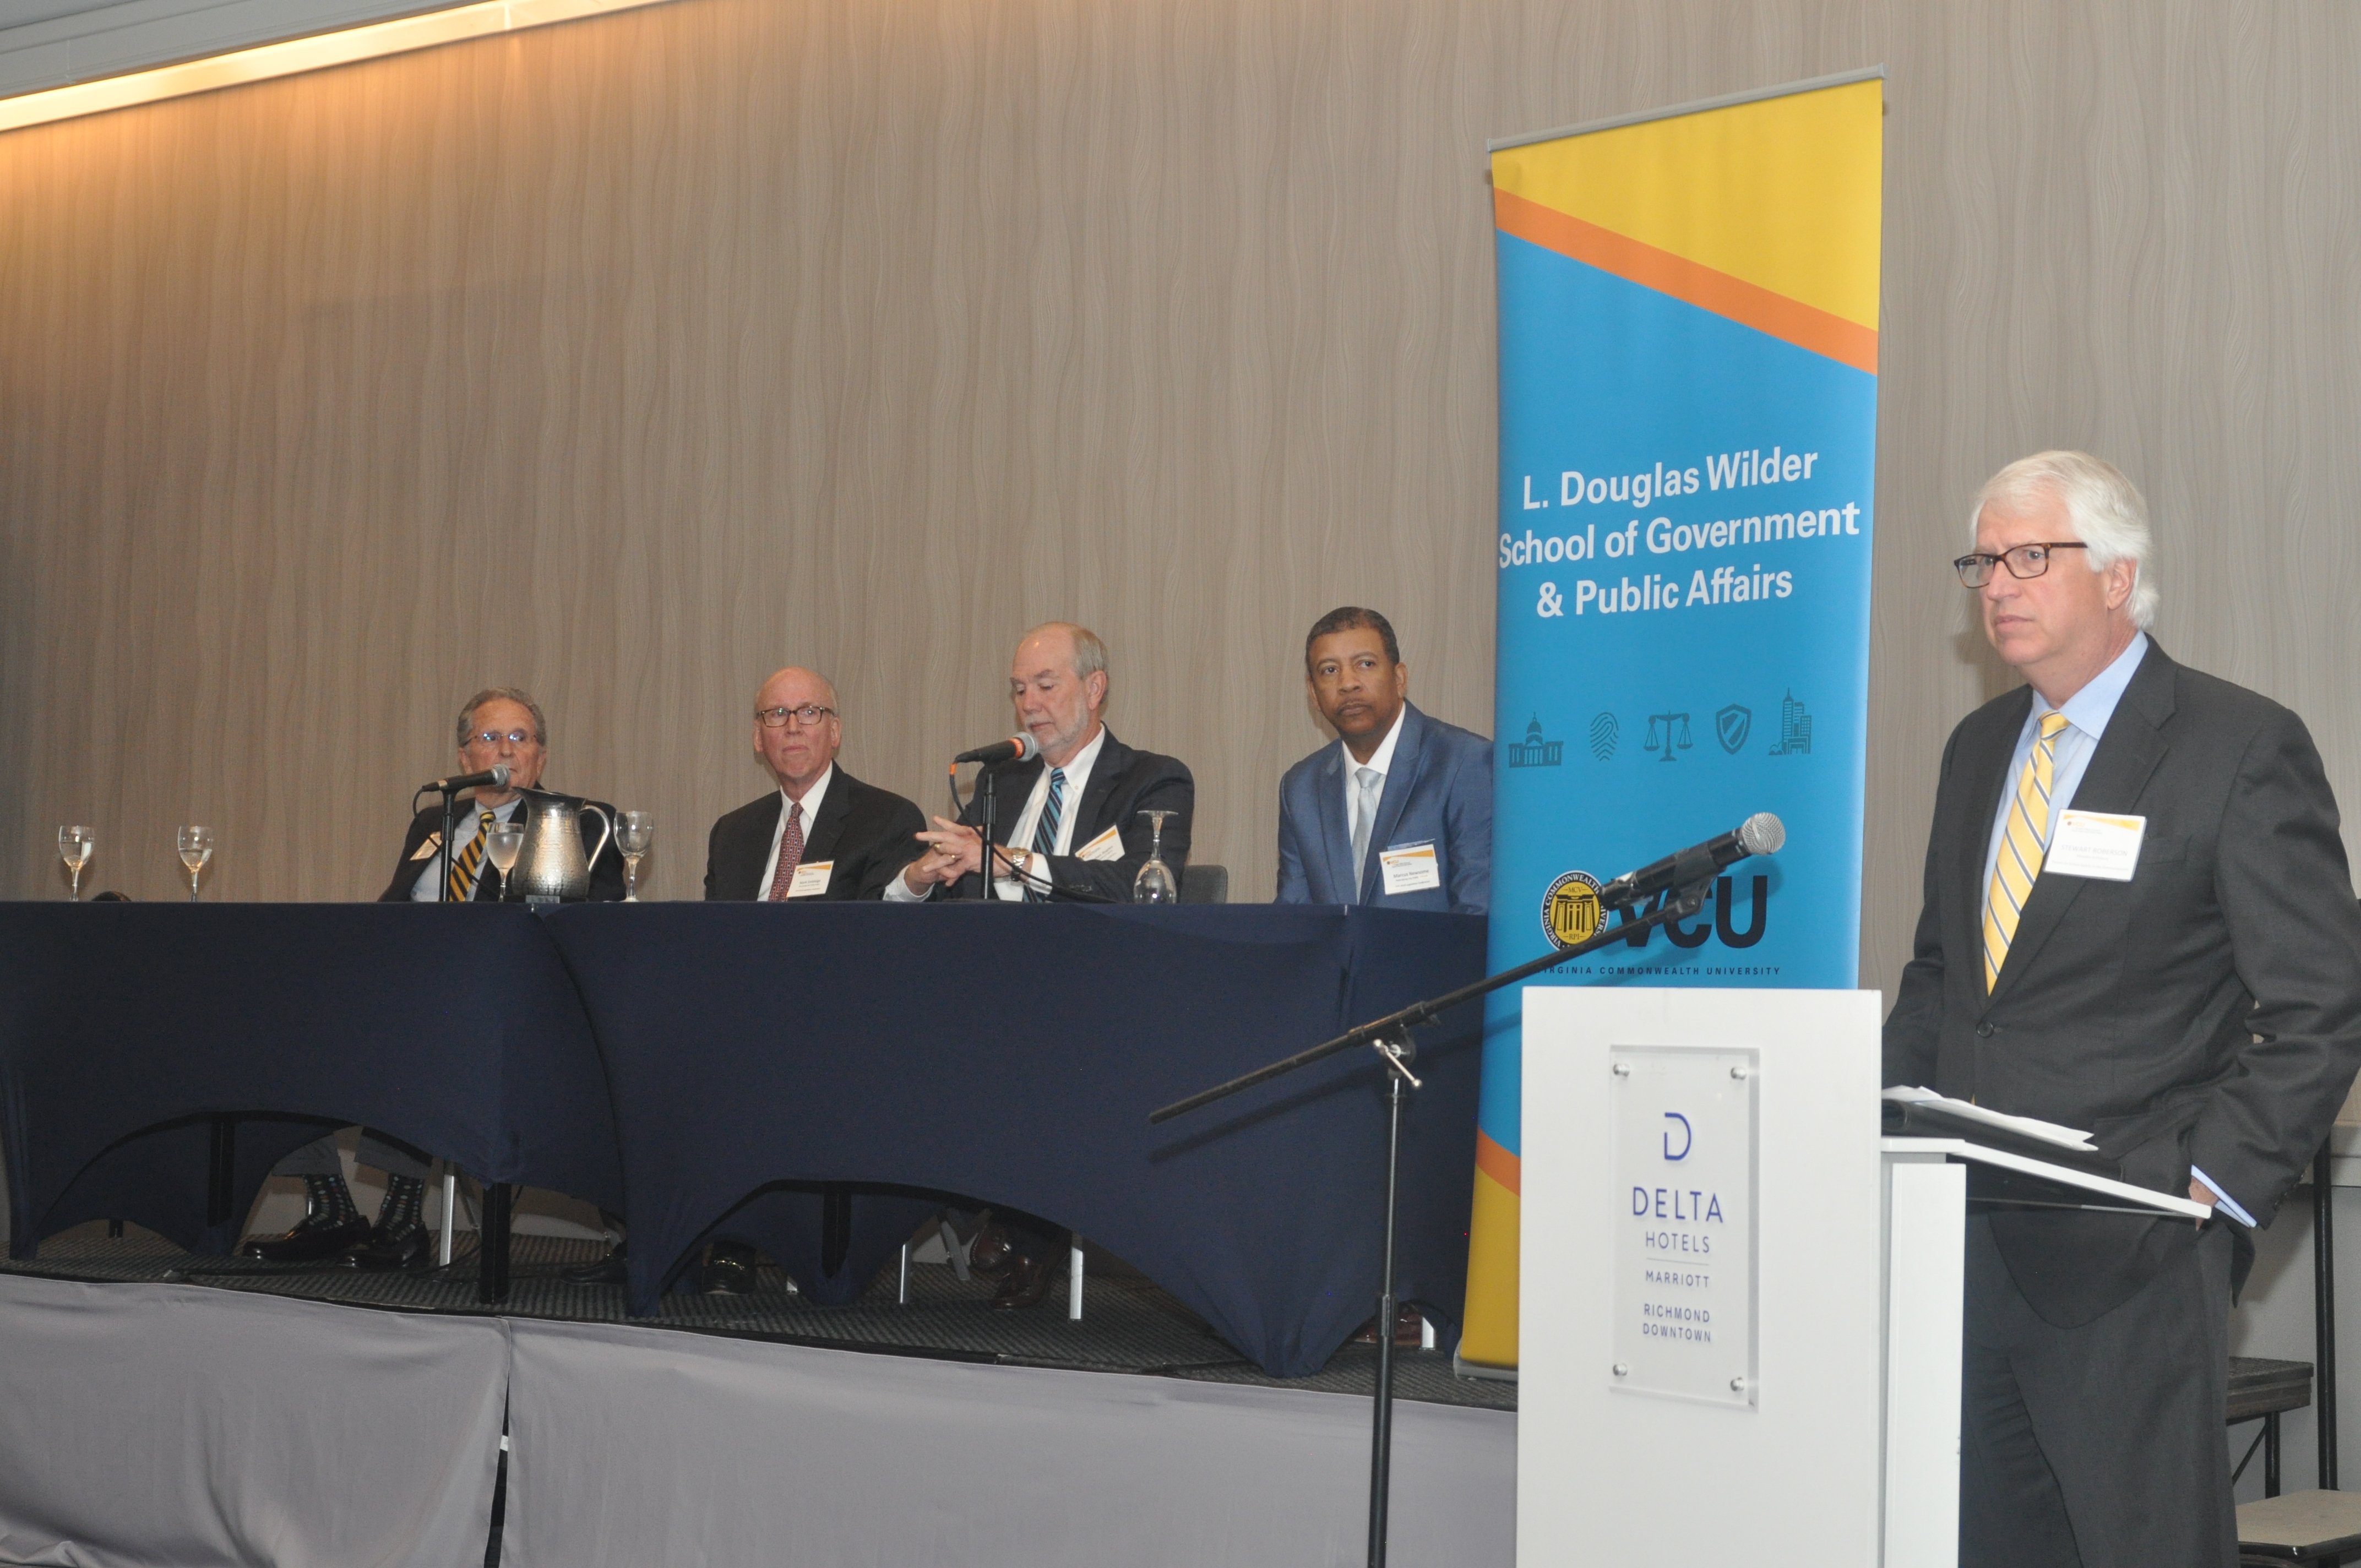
[1516,987,2209,1567]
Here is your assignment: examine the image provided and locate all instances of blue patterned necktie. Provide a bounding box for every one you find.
[1023,768,1067,903]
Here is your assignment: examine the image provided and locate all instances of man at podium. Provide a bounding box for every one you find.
[1884,451,2361,1568]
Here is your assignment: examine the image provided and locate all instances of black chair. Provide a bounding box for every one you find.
[1179,864,1228,905]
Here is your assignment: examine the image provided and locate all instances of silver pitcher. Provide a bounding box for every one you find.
[506,791,614,903]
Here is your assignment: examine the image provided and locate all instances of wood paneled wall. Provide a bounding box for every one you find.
[1,0,2356,1000]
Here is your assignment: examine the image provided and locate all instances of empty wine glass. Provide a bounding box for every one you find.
[1132,810,1178,905]
[176,825,214,902]
[57,826,94,901]
[485,821,526,900]
[616,811,655,901]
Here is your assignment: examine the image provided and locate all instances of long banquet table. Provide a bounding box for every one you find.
[0,901,1487,1378]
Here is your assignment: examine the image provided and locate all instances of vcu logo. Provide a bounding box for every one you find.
[1541,870,1605,950]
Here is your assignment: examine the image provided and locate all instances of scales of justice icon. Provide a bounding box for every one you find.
[1644,711,1694,762]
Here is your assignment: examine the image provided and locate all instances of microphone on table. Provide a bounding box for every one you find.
[423,764,511,794]
[1599,812,1786,911]
[953,734,1041,766]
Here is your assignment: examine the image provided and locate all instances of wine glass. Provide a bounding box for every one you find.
[176,825,214,902]
[1132,810,1178,905]
[485,822,526,901]
[57,826,94,901]
[616,811,655,901]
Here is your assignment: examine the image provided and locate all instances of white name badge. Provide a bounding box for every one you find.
[1075,825,1125,863]
[787,860,834,898]
[410,831,444,862]
[2045,810,2146,881]
[1378,841,1441,895]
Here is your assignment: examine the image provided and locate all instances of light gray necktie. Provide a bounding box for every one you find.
[1350,765,1382,900]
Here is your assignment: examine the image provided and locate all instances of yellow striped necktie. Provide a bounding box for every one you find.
[1981,711,2071,992]
[447,810,498,902]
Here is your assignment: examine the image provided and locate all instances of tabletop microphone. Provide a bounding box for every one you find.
[424,764,511,794]
[1600,812,1786,911]
[954,734,1041,766]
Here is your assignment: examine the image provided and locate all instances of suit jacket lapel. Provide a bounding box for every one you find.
[1362,705,1428,900]
[1073,728,1132,843]
[1314,745,1353,900]
[1988,646,2177,1003]
[799,771,855,865]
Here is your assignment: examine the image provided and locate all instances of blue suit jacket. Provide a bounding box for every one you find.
[1275,702,1492,914]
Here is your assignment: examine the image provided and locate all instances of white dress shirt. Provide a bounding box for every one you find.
[409,793,526,900]
[758,764,835,896]
[886,725,1108,901]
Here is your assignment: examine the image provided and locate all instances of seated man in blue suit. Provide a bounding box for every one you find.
[1276,607,1492,915]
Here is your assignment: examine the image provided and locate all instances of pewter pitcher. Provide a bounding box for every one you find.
[508,791,613,902]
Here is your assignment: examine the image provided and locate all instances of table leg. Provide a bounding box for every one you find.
[2266,1410,2281,1498]
[205,1115,236,1230]
[439,1168,458,1269]
[898,1242,911,1305]
[1068,1233,1084,1321]
[821,1187,851,1278]
[477,1183,513,1303]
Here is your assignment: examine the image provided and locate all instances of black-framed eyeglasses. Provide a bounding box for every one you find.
[1953,541,2088,587]
[756,704,836,729]
[468,729,537,748]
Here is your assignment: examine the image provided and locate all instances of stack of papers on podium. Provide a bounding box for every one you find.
[1881,1086,2098,1151]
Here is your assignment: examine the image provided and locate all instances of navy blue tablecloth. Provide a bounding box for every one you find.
[0,904,623,1257]
[542,903,1487,1378]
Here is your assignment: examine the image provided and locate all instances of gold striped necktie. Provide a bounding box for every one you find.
[1981,711,2071,992]
[447,809,498,902]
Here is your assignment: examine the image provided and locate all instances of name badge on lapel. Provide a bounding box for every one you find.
[2045,811,2146,881]
[410,831,444,862]
[1075,826,1125,863]
[1378,841,1441,895]
[787,861,834,899]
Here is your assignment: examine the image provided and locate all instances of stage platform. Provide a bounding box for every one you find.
[0,1227,1516,1568]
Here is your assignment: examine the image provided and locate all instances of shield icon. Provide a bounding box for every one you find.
[1716,704,1753,754]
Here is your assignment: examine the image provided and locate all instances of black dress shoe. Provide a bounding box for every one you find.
[702,1241,757,1294]
[343,1218,432,1273]
[562,1242,629,1286]
[243,1213,372,1264]
[989,1251,1054,1310]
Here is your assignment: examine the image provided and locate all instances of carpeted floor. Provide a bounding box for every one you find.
[3,1227,1515,1412]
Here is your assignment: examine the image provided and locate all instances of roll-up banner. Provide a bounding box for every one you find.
[1460,72,1884,1371]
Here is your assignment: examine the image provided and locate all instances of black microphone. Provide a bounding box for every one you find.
[954,734,1041,766]
[423,764,511,794]
[1599,813,1785,911]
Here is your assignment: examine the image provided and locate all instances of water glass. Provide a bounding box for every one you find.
[1132,810,1178,904]
[57,826,94,900]
[485,822,526,900]
[176,825,214,902]
[617,811,655,902]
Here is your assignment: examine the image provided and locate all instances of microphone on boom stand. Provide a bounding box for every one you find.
[1599,812,1785,911]
[947,734,1039,900]
[423,765,512,794]
[954,735,1040,766]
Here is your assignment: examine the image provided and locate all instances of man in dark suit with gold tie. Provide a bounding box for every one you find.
[1885,452,2361,1567]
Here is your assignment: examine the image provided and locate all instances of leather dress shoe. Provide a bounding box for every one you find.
[702,1241,757,1294]
[1351,1305,1426,1348]
[342,1218,432,1273]
[989,1251,1054,1310]
[242,1213,371,1264]
[967,1222,1015,1282]
[563,1242,629,1286]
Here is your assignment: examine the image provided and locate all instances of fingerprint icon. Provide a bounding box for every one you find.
[1589,712,1619,760]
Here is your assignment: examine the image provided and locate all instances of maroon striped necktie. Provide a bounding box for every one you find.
[765,802,804,901]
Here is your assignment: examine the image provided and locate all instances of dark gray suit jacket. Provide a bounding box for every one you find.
[703,767,925,902]
[945,727,1191,903]
[1884,640,2361,1324]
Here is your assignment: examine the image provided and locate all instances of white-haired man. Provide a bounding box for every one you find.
[1884,451,2361,1566]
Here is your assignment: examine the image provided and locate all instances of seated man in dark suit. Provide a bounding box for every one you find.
[244,687,624,1272]
[683,666,927,1293]
[1276,606,1492,916]
[891,622,1193,1306]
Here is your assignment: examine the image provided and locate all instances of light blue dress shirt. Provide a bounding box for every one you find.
[1975,632,2251,1224]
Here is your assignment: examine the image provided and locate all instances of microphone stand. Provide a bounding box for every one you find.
[1149,873,1717,1568]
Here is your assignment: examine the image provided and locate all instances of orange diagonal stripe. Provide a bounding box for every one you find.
[1494,187,1878,375]
[1476,1129,1521,1196]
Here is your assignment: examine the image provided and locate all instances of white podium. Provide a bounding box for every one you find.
[1516,987,2207,1568]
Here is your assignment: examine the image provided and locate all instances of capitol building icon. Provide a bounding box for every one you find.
[1508,714,1565,768]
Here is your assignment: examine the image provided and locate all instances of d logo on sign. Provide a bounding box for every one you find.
[1662,1112,1692,1161]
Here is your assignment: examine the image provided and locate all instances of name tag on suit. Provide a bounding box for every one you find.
[410,832,444,861]
[1074,826,1125,862]
[787,860,834,898]
[1379,841,1441,895]
[2046,810,2146,881]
